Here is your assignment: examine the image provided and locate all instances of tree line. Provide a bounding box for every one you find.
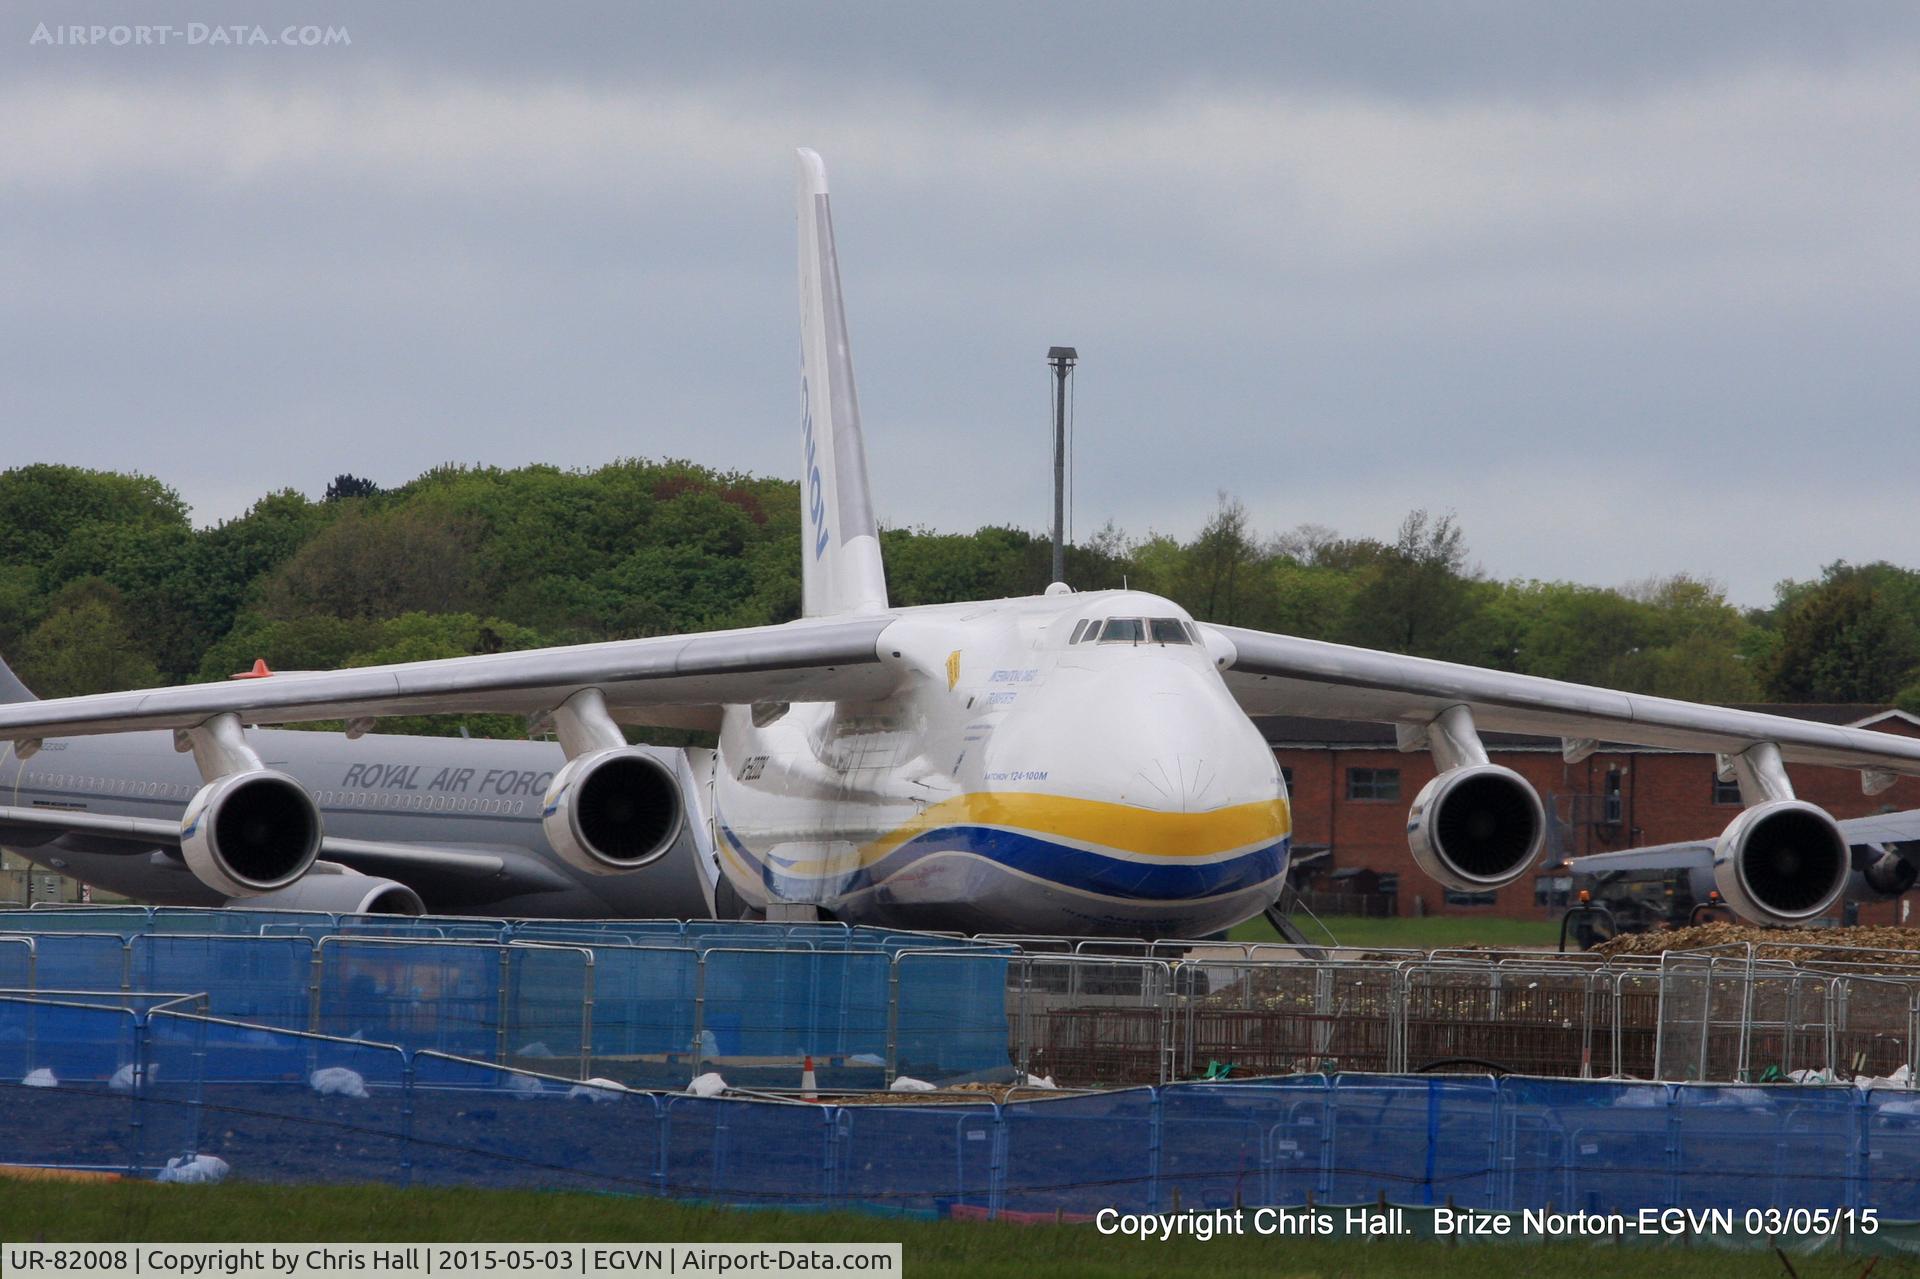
[4,462,1918,736]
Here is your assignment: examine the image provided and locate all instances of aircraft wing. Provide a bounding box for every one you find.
[0,803,512,882]
[0,615,896,742]
[1566,841,1716,877]
[1567,809,1920,880]
[1209,624,1920,777]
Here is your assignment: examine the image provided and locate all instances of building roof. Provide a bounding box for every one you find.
[1255,705,1918,751]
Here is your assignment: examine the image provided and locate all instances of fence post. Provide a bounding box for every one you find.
[1663,1085,1681,1210]
[1147,1087,1163,1212]
[128,1010,147,1177]
[308,939,324,1036]
[1157,963,1173,1086]
[988,1101,1006,1221]
[1850,1083,1870,1213]
[692,954,707,1079]
[578,952,595,1081]
[401,1051,416,1189]
[1316,1076,1334,1199]
[494,948,511,1066]
[884,955,899,1087]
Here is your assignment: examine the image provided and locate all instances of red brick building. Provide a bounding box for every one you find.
[1259,706,1920,922]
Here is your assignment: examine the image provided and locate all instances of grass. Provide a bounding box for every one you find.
[1229,913,1565,951]
[0,1182,1901,1279]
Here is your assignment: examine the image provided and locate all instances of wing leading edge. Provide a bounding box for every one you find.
[1210,624,1920,778]
[0,615,896,744]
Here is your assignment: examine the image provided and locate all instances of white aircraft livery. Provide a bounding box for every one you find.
[7,149,1920,936]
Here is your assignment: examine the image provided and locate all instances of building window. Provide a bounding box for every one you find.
[1603,770,1623,825]
[1712,776,1742,805]
[1444,888,1497,907]
[1535,875,1573,908]
[1345,767,1401,802]
[1280,766,1295,793]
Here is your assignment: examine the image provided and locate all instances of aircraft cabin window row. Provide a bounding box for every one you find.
[1067,617,1198,645]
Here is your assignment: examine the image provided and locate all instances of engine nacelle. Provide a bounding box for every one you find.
[1853,848,1920,901]
[541,747,685,875]
[1406,763,1547,893]
[225,868,424,916]
[1712,799,1850,926]
[180,769,323,898]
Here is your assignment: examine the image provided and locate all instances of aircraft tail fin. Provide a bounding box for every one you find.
[796,148,888,618]
[0,651,36,704]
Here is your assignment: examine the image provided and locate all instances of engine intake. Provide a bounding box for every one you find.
[541,747,685,875]
[1407,764,1547,892]
[1712,799,1849,926]
[180,770,323,898]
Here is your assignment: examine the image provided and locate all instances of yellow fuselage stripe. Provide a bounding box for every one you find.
[858,792,1291,864]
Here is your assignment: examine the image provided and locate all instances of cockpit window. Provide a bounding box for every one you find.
[1150,618,1191,644]
[1069,619,1090,644]
[1098,617,1145,644]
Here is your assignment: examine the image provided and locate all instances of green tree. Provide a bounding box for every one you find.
[1767,567,1920,702]
[1339,510,1485,658]
[14,579,161,697]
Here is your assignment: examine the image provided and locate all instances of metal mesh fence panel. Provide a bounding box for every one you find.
[581,946,700,1089]
[998,1089,1158,1216]
[502,945,591,1074]
[832,1102,999,1216]
[145,1011,410,1185]
[1156,1079,1329,1209]
[1322,1075,1500,1208]
[660,1095,837,1205]
[31,933,127,992]
[893,952,1016,1085]
[0,999,139,1173]
[132,934,313,1030]
[315,940,505,1060]
[408,1052,662,1193]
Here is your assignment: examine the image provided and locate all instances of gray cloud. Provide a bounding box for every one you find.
[4,5,1919,606]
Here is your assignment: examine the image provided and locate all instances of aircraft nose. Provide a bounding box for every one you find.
[1083,659,1275,815]
[1129,753,1221,814]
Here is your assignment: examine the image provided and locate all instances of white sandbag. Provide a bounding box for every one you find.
[157,1154,230,1185]
[850,1053,886,1067]
[22,1068,57,1088]
[567,1078,627,1103]
[687,1072,728,1098]
[506,1073,546,1099]
[1017,1073,1057,1089]
[888,1076,935,1092]
[310,1067,369,1099]
[110,1063,156,1093]
[517,1041,554,1058]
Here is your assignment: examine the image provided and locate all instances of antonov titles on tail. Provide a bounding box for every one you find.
[4,149,1919,936]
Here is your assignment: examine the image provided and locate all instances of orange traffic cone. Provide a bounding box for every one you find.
[801,1054,818,1101]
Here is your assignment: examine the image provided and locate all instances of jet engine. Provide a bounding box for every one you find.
[541,747,685,875]
[1853,847,1920,901]
[1406,763,1547,893]
[180,770,323,898]
[225,868,424,916]
[1711,800,1850,926]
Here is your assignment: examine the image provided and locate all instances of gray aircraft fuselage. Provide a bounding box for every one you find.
[0,727,712,917]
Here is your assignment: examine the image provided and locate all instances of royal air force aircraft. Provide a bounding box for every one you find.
[6,149,1920,936]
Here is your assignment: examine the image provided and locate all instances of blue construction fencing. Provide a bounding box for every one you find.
[0,910,1016,1088]
[9,993,1920,1220]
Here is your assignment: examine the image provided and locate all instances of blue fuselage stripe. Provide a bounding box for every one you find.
[722,822,1290,902]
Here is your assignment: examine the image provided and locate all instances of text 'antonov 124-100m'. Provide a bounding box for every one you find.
[7,150,1920,936]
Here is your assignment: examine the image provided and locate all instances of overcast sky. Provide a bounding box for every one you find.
[5,3,1918,607]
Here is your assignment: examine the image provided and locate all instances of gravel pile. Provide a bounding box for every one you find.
[1595,921,1920,967]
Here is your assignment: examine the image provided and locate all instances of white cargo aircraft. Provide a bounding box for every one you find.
[4,150,1920,937]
